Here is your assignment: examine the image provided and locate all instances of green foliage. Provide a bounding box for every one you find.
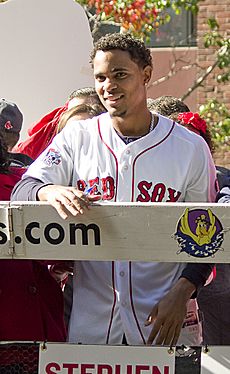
[204,18,230,84]
[199,99,230,150]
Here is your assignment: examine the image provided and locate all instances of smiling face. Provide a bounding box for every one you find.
[93,49,152,123]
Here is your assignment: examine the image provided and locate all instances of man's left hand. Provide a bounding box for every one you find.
[145,277,196,346]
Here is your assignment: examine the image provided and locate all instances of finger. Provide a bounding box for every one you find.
[65,201,84,215]
[58,193,88,215]
[145,305,158,327]
[72,189,88,200]
[171,325,182,347]
[156,323,175,346]
[88,195,102,202]
[57,189,79,203]
[145,315,153,327]
[52,194,84,218]
[72,193,92,212]
[51,200,69,220]
[146,319,163,345]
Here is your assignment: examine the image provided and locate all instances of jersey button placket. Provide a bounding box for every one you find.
[118,150,132,200]
[117,263,129,311]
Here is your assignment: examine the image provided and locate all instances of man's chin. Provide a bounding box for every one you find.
[108,108,126,118]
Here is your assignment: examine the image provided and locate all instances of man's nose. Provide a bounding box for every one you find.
[103,78,117,92]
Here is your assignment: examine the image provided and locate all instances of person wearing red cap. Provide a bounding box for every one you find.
[0,98,23,149]
[0,98,33,167]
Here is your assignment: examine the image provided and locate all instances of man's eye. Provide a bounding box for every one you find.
[96,76,105,82]
[116,72,126,78]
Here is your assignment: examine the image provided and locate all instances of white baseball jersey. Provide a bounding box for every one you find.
[25,112,217,345]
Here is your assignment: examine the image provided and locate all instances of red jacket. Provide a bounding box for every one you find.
[0,260,66,342]
[0,166,26,200]
[12,105,67,160]
[0,167,66,342]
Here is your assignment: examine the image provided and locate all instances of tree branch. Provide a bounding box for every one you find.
[181,59,219,101]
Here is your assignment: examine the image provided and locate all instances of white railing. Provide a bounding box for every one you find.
[0,201,229,374]
[0,202,229,262]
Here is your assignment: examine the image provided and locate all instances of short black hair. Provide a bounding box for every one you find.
[147,96,190,117]
[90,33,152,69]
[148,95,214,153]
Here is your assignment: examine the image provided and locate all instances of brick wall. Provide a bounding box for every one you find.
[197,0,230,169]
[197,0,230,109]
[213,149,230,169]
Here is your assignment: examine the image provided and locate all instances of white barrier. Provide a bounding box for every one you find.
[0,202,230,374]
[201,346,230,374]
[0,202,229,262]
[0,202,11,257]
[39,344,175,374]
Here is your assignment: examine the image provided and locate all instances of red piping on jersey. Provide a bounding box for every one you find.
[98,118,119,202]
[106,261,117,344]
[98,118,119,343]
[129,262,146,344]
[129,121,175,341]
[131,122,176,202]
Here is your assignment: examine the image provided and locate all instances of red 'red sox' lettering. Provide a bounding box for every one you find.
[77,177,181,203]
[76,177,115,200]
[137,181,181,202]
[101,176,115,200]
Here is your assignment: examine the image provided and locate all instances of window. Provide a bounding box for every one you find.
[147,10,197,47]
[93,9,196,47]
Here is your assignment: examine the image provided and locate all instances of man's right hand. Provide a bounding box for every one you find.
[37,185,101,219]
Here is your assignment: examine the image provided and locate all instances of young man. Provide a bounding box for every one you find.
[12,33,217,346]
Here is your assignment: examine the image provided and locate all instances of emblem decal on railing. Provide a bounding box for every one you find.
[174,208,225,258]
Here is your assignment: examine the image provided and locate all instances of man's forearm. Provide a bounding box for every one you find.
[180,263,214,296]
[11,176,49,201]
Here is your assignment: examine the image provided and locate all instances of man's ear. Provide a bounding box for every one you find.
[143,65,152,85]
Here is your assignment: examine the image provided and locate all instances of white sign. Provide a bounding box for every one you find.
[0,0,93,138]
[201,346,230,374]
[39,343,175,374]
[8,202,230,262]
[0,203,11,258]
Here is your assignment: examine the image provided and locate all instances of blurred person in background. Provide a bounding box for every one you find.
[0,134,66,342]
[13,87,105,161]
[148,95,230,345]
[0,98,33,166]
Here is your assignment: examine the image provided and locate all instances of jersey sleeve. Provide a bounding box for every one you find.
[185,138,217,203]
[23,121,82,186]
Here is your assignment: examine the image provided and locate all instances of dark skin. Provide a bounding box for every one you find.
[38,48,196,346]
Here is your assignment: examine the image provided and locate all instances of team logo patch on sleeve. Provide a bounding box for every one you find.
[174,208,226,258]
[43,148,61,167]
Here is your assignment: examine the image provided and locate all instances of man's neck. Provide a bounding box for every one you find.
[111,110,154,137]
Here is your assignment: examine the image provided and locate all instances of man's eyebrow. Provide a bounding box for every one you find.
[111,67,128,72]
[94,67,128,76]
